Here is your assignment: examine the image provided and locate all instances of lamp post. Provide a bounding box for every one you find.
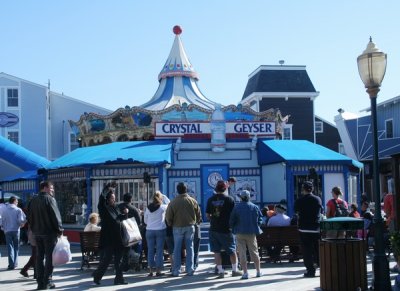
[357,37,391,290]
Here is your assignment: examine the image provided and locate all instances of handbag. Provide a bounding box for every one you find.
[52,235,72,266]
[121,218,142,247]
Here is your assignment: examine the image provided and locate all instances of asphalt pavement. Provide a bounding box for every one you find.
[0,244,397,290]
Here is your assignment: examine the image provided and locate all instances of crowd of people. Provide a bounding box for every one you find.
[0,178,397,288]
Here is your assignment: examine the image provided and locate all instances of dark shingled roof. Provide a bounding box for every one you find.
[242,67,317,100]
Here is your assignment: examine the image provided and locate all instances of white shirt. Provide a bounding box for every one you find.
[144,205,167,230]
[84,223,101,232]
[1,203,26,232]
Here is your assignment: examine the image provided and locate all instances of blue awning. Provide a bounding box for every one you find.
[0,135,50,170]
[257,140,363,168]
[44,140,173,170]
[1,170,38,182]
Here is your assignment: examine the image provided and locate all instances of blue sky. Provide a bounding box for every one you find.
[1,1,399,123]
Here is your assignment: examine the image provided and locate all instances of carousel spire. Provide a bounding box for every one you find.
[157,25,198,81]
[141,25,217,111]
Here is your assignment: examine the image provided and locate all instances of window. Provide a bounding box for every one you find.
[7,89,19,107]
[315,121,323,133]
[70,133,79,151]
[385,119,393,138]
[338,143,345,154]
[283,124,292,140]
[54,180,87,225]
[7,131,19,144]
[347,175,358,206]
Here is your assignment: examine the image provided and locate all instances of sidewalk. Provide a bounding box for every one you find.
[0,244,397,290]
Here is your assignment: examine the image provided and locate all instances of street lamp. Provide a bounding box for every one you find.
[357,37,391,290]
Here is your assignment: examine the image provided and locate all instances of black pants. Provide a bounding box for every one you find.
[35,235,57,287]
[299,232,320,274]
[93,245,124,282]
[22,245,37,275]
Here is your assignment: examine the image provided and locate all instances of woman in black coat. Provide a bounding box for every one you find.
[92,182,128,285]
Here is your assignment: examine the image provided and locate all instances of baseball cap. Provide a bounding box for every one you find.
[238,190,251,199]
[276,204,287,211]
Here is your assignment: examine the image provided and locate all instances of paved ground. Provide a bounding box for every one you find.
[0,244,397,290]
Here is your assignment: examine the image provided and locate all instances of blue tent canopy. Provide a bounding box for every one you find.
[257,140,363,168]
[44,140,173,170]
[0,135,50,170]
[1,170,38,182]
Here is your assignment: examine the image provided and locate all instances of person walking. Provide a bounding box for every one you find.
[20,223,37,279]
[2,196,26,270]
[294,181,323,278]
[165,182,201,277]
[229,190,263,279]
[28,181,63,290]
[144,191,167,277]
[92,182,129,286]
[206,180,242,279]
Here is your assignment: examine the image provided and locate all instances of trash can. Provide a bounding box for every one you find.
[319,217,367,291]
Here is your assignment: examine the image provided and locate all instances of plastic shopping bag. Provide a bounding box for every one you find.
[52,236,72,266]
[121,218,142,247]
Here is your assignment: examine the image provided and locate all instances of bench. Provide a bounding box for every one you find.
[79,231,101,270]
[256,225,301,262]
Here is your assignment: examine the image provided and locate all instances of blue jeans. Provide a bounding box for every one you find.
[5,231,20,268]
[146,229,166,269]
[172,225,194,275]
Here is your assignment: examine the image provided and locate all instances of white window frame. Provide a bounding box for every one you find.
[283,124,293,140]
[315,121,323,133]
[385,119,393,139]
[7,130,19,144]
[7,88,19,108]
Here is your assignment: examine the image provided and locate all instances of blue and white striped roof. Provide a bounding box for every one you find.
[141,25,217,111]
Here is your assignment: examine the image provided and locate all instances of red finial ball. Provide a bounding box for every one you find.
[173,25,182,35]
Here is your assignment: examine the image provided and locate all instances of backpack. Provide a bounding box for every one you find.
[333,199,350,217]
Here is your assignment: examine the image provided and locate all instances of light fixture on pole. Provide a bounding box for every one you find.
[357,37,390,290]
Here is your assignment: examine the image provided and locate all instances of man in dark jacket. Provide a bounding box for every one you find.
[92,182,128,285]
[294,181,323,278]
[28,181,63,290]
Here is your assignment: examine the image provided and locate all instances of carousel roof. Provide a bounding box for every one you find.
[140,25,217,111]
[44,140,173,170]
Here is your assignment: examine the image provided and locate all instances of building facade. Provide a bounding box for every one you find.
[240,64,342,151]
[335,96,400,202]
[0,73,112,179]
[46,26,361,233]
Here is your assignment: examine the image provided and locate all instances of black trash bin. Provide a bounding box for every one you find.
[319,217,367,291]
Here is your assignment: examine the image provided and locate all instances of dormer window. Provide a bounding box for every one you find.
[315,121,323,133]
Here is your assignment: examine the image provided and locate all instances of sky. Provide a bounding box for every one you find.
[1,1,400,124]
